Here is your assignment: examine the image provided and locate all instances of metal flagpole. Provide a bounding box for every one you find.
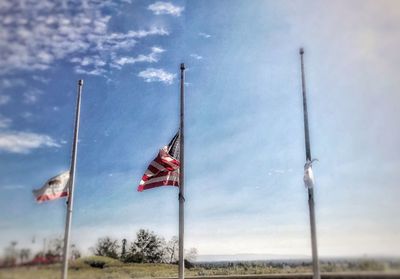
[299,48,321,279]
[178,63,186,279]
[61,79,84,279]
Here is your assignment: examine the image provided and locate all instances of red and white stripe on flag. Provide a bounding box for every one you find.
[138,147,180,192]
[33,171,70,203]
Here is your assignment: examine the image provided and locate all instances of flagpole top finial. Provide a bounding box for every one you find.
[78,80,84,86]
[180,63,185,70]
[299,48,304,55]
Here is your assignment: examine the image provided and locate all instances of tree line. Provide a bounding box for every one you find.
[92,229,197,265]
[0,239,80,267]
[1,229,196,267]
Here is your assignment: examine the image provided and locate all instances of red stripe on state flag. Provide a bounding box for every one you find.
[36,191,68,203]
[33,171,70,203]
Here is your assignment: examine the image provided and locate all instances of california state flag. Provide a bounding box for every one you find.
[33,171,70,203]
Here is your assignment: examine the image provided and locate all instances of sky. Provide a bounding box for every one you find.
[0,0,400,260]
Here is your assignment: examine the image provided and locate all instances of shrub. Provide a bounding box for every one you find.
[73,256,121,269]
[92,237,120,259]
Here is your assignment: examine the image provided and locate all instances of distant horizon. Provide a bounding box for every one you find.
[195,253,400,262]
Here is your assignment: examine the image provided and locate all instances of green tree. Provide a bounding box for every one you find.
[19,248,31,263]
[186,247,198,262]
[126,229,164,263]
[70,244,81,260]
[3,241,18,266]
[164,236,179,263]
[92,237,120,259]
[46,237,63,258]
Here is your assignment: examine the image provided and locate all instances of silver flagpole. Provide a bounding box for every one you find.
[178,63,186,279]
[61,80,83,279]
[299,48,320,279]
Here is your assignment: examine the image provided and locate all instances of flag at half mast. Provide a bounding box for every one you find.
[138,131,180,192]
[33,171,70,202]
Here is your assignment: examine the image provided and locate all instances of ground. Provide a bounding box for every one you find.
[1,256,400,279]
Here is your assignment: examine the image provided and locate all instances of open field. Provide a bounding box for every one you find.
[1,257,400,279]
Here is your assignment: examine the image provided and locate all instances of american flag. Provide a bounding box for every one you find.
[137,131,180,192]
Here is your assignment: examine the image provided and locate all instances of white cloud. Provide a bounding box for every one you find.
[0,95,10,105]
[198,32,211,38]
[112,46,165,68]
[148,1,184,16]
[69,27,169,76]
[0,131,60,153]
[0,115,12,128]
[0,0,169,75]
[70,56,106,68]
[190,53,203,60]
[23,89,43,104]
[32,75,50,83]
[0,78,26,88]
[75,67,107,76]
[137,68,176,84]
[0,78,29,105]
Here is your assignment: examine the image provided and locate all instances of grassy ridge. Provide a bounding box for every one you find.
[0,257,180,279]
